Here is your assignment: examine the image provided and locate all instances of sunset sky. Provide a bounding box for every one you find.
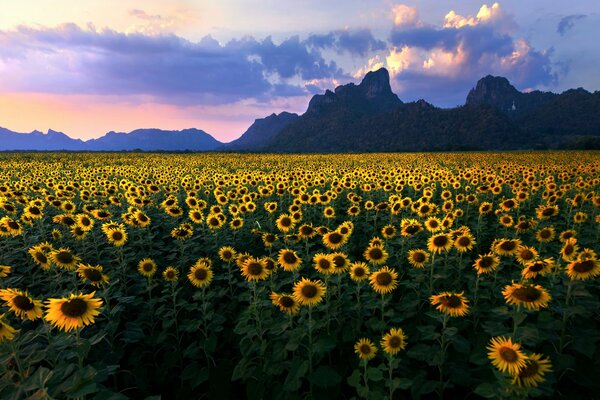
[0,1,598,142]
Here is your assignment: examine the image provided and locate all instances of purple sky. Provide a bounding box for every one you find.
[0,1,598,141]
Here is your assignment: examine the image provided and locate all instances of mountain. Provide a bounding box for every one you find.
[85,128,222,151]
[0,128,85,151]
[223,112,299,151]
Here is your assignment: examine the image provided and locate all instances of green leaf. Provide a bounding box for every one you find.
[393,377,412,390]
[474,383,498,398]
[310,365,341,388]
[367,367,384,382]
[283,359,309,392]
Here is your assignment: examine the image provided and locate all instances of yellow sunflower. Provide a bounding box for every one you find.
[138,258,157,278]
[369,266,399,294]
[427,233,453,254]
[77,264,109,287]
[566,258,600,280]
[454,233,476,253]
[105,227,127,247]
[380,327,408,355]
[493,238,522,256]
[270,292,300,315]
[349,262,370,282]
[313,253,335,275]
[354,338,377,361]
[515,246,539,266]
[241,257,269,281]
[292,278,326,307]
[473,253,500,275]
[487,336,528,376]
[512,353,552,388]
[49,248,81,270]
[0,317,18,342]
[0,288,43,320]
[363,245,389,265]
[522,258,554,279]
[277,249,302,272]
[45,292,103,332]
[218,246,237,263]
[322,231,348,250]
[407,249,430,269]
[163,266,179,282]
[502,283,551,310]
[561,238,579,262]
[430,291,470,317]
[187,262,213,287]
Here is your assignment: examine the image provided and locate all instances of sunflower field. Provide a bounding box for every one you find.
[0,151,599,399]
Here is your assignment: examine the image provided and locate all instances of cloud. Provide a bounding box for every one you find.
[384,2,556,106]
[0,24,345,105]
[392,4,420,27]
[305,29,386,57]
[557,14,586,36]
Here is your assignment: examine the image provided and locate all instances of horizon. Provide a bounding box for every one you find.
[1,1,599,141]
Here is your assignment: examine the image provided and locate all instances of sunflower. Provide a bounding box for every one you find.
[331,252,350,273]
[430,291,470,317]
[400,219,423,236]
[535,204,559,220]
[276,214,295,232]
[188,262,214,287]
[363,245,389,265]
[369,266,399,294]
[354,338,377,361]
[522,258,554,279]
[566,258,600,280]
[138,258,157,278]
[427,233,453,254]
[381,224,397,239]
[407,249,430,268]
[322,231,347,250]
[218,246,237,263]
[515,246,538,266]
[292,278,326,307]
[454,233,476,253]
[278,249,302,272]
[349,262,370,282]
[559,230,576,243]
[313,253,335,275]
[45,292,103,332]
[512,353,552,388]
[163,266,179,282]
[171,224,194,240]
[577,248,596,261]
[105,227,127,247]
[270,292,300,315]
[75,214,95,231]
[487,336,528,376]
[0,265,10,278]
[561,238,579,261]
[77,264,109,287]
[242,257,269,281]
[535,226,555,243]
[49,248,81,270]
[502,283,551,310]
[424,217,442,232]
[492,238,522,256]
[298,224,317,239]
[0,289,43,320]
[380,327,407,355]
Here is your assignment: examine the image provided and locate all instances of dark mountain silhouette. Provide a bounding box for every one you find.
[85,128,221,151]
[224,112,299,151]
[2,68,600,152]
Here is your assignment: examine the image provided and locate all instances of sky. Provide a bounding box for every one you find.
[0,1,598,142]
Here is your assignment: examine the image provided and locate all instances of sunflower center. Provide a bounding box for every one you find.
[333,256,345,268]
[353,267,365,277]
[519,360,539,378]
[56,251,74,264]
[500,241,516,251]
[457,237,471,247]
[528,262,544,272]
[376,272,392,286]
[283,252,297,264]
[563,245,574,255]
[247,262,263,275]
[540,230,551,239]
[360,344,372,354]
[279,296,295,308]
[412,252,426,263]
[499,346,518,362]
[369,248,383,259]
[143,263,154,272]
[280,218,291,227]
[405,225,419,234]
[36,252,48,264]
[542,208,555,216]
[301,284,318,298]
[111,231,123,241]
[83,269,103,282]
[513,287,542,302]
[194,268,208,280]
[389,336,402,348]
[60,298,88,318]
[318,259,331,270]
[433,236,448,247]
[573,260,594,273]
[328,233,343,244]
[442,295,462,308]
[520,249,534,260]
[479,257,493,268]
[13,295,35,310]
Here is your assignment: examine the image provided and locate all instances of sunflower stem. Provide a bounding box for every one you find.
[429,253,436,295]
[559,279,575,353]
[388,354,395,400]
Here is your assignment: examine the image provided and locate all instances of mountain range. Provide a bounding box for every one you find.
[2,68,600,152]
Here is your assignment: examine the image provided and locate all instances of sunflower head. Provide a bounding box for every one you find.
[430,291,470,317]
[292,278,326,307]
[487,336,528,376]
[369,266,399,295]
[270,292,300,315]
[381,327,407,355]
[188,262,213,288]
[163,266,179,282]
[138,258,157,278]
[354,338,377,361]
[44,292,103,332]
[349,262,370,282]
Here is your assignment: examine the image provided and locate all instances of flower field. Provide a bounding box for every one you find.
[0,151,599,399]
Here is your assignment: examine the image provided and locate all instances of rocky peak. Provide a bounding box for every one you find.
[359,68,393,99]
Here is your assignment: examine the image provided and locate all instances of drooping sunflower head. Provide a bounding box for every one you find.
[138,258,157,278]
[407,249,430,269]
[292,278,326,307]
[270,292,300,315]
[77,264,109,287]
[512,353,552,388]
[0,288,43,321]
[349,262,370,282]
[44,292,103,332]
[487,336,528,376]
[502,283,551,310]
[369,266,399,295]
[430,291,470,317]
[561,238,579,261]
[381,327,408,355]
[354,338,377,361]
